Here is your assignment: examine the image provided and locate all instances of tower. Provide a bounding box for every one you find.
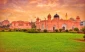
[36,17,40,22]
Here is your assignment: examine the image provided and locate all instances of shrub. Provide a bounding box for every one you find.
[55,29,58,32]
[14,29,20,32]
[59,29,62,32]
[27,29,39,33]
[23,29,28,32]
[69,29,73,31]
[81,27,85,41]
[1,30,5,32]
[83,35,85,40]
[43,29,47,32]
[81,27,85,33]
[65,30,69,32]
[37,29,41,32]
[74,28,79,32]
[8,29,12,32]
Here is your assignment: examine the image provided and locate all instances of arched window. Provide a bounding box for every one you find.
[62,24,67,30]
[42,24,44,30]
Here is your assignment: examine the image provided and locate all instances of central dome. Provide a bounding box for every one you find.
[54,14,59,18]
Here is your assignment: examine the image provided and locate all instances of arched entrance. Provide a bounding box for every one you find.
[62,26,65,30]
[62,24,67,30]
[53,25,56,31]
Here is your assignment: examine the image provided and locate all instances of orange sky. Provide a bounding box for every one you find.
[0,0,85,22]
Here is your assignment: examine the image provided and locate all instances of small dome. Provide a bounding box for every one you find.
[54,14,59,18]
[36,18,39,20]
[76,16,80,19]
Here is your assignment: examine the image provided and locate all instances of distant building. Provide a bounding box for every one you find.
[0,20,31,29]
[2,20,10,26]
[0,20,10,28]
[36,14,83,31]
[10,21,31,29]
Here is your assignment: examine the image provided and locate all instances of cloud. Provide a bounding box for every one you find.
[0,0,8,4]
[37,3,57,7]
[0,0,85,21]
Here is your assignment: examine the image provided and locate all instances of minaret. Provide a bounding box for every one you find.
[47,14,51,20]
[65,13,68,20]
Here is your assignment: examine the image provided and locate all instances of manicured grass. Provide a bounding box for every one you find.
[0,32,85,52]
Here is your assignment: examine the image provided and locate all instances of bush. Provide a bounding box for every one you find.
[81,27,85,33]
[1,30,5,32]
[27,29,39,33]
[83,35,85,40]
[69,29,73,31]
[55,29,58,32]
[43,29,47,32]
[21,29,27,32]
[74,28,79,32]
[65,30,69,32]
[37,29,41,32]
[59,29,62,32]
[8,29,12,32]
[16,29,19,32]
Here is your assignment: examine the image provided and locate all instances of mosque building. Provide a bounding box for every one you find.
[36,13,83,31]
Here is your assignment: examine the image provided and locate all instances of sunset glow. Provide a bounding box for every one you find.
[0,0,85,22]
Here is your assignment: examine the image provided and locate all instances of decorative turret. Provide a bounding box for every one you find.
[47,14,51,20]
[36,17,40,22]
[54,14,59,19]
[76,16,80,21]
[76,16,80,20]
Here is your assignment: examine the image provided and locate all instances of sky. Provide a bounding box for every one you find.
[0,0,85,22]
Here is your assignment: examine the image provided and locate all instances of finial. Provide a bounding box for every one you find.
[65,13,68,20]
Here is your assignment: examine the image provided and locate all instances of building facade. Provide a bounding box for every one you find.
[36,14,83,31]
[10,21,31,29]
[0,20,31,29]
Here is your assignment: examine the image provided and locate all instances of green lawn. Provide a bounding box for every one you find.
[0,32,85,52]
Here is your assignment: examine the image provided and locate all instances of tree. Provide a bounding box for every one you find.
[81,27,85,32]
[83,35,85,41]
[31,22,36,29]
[81,27,85,41]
